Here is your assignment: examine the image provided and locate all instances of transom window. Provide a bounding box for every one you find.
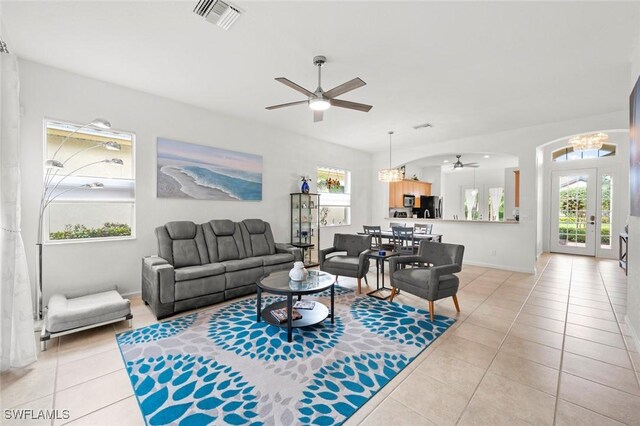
[552,143,616,162]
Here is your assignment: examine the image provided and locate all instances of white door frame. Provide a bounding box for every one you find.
[550,168,598,256]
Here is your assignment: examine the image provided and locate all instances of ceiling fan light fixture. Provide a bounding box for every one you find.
[309,98,330,111]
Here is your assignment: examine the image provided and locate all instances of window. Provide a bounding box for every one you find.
[316,167,351,226]
[552,144,616,162]
[44,120,135,242]
[463,188,479,220]
[488,187,505,221]
[601,174,612,249]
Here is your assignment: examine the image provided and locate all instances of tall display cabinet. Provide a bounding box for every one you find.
[290,193,320,267]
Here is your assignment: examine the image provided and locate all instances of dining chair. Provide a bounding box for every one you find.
[363,225,393,251]
[391,226,417,255]
[414,223,433,235]
[389,222,406,229]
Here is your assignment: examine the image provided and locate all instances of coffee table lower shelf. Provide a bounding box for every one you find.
[261,301,329,328]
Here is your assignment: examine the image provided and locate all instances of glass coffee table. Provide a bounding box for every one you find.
[256,270,335,342]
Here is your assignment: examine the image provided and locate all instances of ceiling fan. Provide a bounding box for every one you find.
[452,155,479,169]
[265,55,372,122]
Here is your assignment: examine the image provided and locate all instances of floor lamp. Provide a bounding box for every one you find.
[36,118,122,321]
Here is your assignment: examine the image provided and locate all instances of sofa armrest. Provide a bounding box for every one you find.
[319,247,338,269]
[357,250,372,278]
[389,255,423,272]
[142,256,175,304]
[275,243,303,262]
[430,264,461,280]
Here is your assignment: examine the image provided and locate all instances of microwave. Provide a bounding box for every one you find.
[403,194,415,207]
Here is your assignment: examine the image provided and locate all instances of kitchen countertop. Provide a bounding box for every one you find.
[385,217,519,224]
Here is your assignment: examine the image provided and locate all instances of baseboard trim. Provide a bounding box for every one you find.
[625,314,640,354]
[462,260,535,274]
[122,290,142,299]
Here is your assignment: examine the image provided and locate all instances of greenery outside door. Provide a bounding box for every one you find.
[551,169,598,255]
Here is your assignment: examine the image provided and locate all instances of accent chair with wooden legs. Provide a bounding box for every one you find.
[319,234,371,293]
[388,240,465,321]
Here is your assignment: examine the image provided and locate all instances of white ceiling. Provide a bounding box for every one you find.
[3,1,639,153]
[408,153,519,172]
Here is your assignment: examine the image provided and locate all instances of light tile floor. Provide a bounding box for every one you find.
[2,254,639,425]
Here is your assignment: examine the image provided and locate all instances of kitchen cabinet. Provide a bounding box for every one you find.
[389,180,432,208]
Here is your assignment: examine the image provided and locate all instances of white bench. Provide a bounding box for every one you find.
[40,290,132,351]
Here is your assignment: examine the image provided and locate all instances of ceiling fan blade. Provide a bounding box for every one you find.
[464,164,480,168]
[330,98,373,112]
[265,100,308,110]
[313,110,324,122]
[324,77,366,99]
[275,77,315,97]
[463,162,479,166]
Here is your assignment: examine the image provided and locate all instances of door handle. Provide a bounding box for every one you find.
[589,215,595,225]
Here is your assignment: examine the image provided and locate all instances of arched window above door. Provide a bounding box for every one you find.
[552,143,616,162]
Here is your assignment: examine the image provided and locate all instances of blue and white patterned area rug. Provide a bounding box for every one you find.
[117,287,454,426]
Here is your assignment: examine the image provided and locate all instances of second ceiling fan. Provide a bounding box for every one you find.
[266,55,372,122]
[452,155,479,169]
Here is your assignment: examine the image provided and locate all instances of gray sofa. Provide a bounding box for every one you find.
[142,219,301,319]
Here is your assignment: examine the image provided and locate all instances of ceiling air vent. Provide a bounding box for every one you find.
[194,0,243,30]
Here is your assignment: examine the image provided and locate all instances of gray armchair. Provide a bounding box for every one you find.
[319,234,371,293]
[389,240,465,321]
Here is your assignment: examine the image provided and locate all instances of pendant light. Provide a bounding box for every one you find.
[569,132,608,151]
[378,131,403,182]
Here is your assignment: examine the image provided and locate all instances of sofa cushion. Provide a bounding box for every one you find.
[211,219,236,236]
[325,255,359,270]
[175,263,225,282]
[226,267,264,290]
[46,291,130,333]
[175,274,226,301]
[259,253,294,266]
[203,220,247,262]
[166,221,197,239]
[157,221,209,268]
[172,239,201,268]
[240,219,276,257]
[243,218,267,234]
[222,257,263,272]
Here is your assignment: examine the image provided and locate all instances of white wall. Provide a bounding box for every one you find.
[539,131,629,259]
[18,60,373,301]
[421,166,442,196]
[627,35,640,351]
[371,110,627,273]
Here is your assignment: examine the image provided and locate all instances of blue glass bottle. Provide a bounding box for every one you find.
[301,180,310,194]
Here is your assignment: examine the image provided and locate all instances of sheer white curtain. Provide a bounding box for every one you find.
[489,187,504,221]
[464,189,477,220]
[1,52,37,371]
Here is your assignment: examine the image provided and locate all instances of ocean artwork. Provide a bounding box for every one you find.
[157,138,262,201]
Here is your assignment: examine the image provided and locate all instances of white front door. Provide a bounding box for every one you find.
[550,169,598,255]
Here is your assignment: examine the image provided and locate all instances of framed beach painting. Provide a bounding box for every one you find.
[157,138,262,201]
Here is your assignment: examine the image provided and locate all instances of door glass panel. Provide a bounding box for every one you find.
[558,174,588,248]
[601,174,612,249]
